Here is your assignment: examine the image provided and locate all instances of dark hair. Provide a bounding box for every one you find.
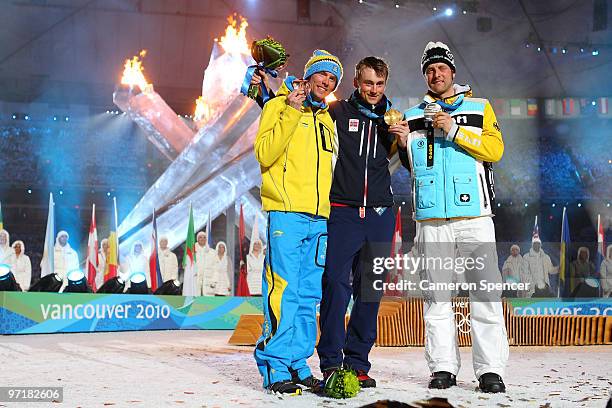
[355,56,389,80]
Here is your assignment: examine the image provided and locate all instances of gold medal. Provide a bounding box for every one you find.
[384,108,403,126]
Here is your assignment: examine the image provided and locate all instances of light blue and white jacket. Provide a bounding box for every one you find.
[399,84,504,221]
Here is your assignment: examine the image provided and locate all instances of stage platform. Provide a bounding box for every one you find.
[2,330,610,407]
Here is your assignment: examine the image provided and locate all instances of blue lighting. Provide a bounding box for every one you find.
[64,116,70,122]
[53,116,58,121]
[444,7,453,16]
[551,203,556,208]
[577,203,582,207]
[592,49,599,56]
[27,189,32,194]
[24,115,30,120]
[524,203,529,207]
[59,190,64,195]
[107,192,111,197]
[12,114,17,120]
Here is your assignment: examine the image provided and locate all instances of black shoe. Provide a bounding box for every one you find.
[478,373,506,393]
[290,371,323,392]
[355,369,376,388]
[267,380,303,395]
[428,371,457,389]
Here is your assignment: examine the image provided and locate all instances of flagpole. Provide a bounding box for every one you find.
[559,207,567,298]
[597,214,602,297]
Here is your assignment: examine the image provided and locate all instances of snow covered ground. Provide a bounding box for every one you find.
[1,330,610,407]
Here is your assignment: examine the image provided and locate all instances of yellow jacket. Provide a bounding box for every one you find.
[254,86,335,218]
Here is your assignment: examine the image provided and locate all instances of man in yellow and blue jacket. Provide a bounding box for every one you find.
[253,50,342,395]
[397,42,509,393]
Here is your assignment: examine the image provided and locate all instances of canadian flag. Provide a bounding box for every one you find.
[86,204,99,292]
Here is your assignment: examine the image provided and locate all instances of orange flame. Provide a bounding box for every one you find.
[121,50,150,91]
[215,15,250,56]
[194,96,211,122]
[325,92,338,104]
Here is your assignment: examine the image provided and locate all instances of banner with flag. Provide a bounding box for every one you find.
[559,207,571,297]
[236,204,250,296]
[598,97,609,116]
[40,193,55,277]
[544,99,557,117]
[492,99,508,118]
[104,197,119,281]
[510,99,527,117]
[562,98,577,116]
[386,207,403,296]
[527,99,538,116]
[149,209,163,291]
[86,204,99,291]
[596,214,605,295]
[182,204,197,296]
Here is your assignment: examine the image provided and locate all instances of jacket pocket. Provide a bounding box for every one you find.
[416,175,436,209]
[453,174,477,206]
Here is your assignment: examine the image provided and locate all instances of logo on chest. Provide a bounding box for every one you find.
[348,119,360,132]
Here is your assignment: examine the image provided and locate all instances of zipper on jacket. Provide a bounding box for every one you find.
[442,135,448,217]
[313,111,321,216]
[282,148,292,210]
[363,120,372,206]
[479,173,489,209]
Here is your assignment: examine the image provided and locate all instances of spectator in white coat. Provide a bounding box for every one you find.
[8,240,31,290]
[523,237,553,297]
[212,242,232,296]
[121,241,151,288]
[246,239,265,296]
[0,229,14,263]
[159,236,178,282]
[600,245,612,297]
[54,231,80,282]
[95,238,109,289]
[196,231,215,295]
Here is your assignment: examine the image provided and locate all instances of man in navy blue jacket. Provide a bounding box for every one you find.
[250,56,409,389]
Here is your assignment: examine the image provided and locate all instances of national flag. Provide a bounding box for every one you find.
[527,99,538,116]
[544,99,557,117]
[236,204,250,296]
[562,98,576,115]
[0,201,4,231]
[559,207,571,297]
[510,99,526,117]
[598,97,609,115]
[182,204,197,296]
[386,207,403,296]
[149,209,162,291]
[86,204,99,291]
[492,99,507,118]
[104,197,119,281]
[40,193,55,277]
